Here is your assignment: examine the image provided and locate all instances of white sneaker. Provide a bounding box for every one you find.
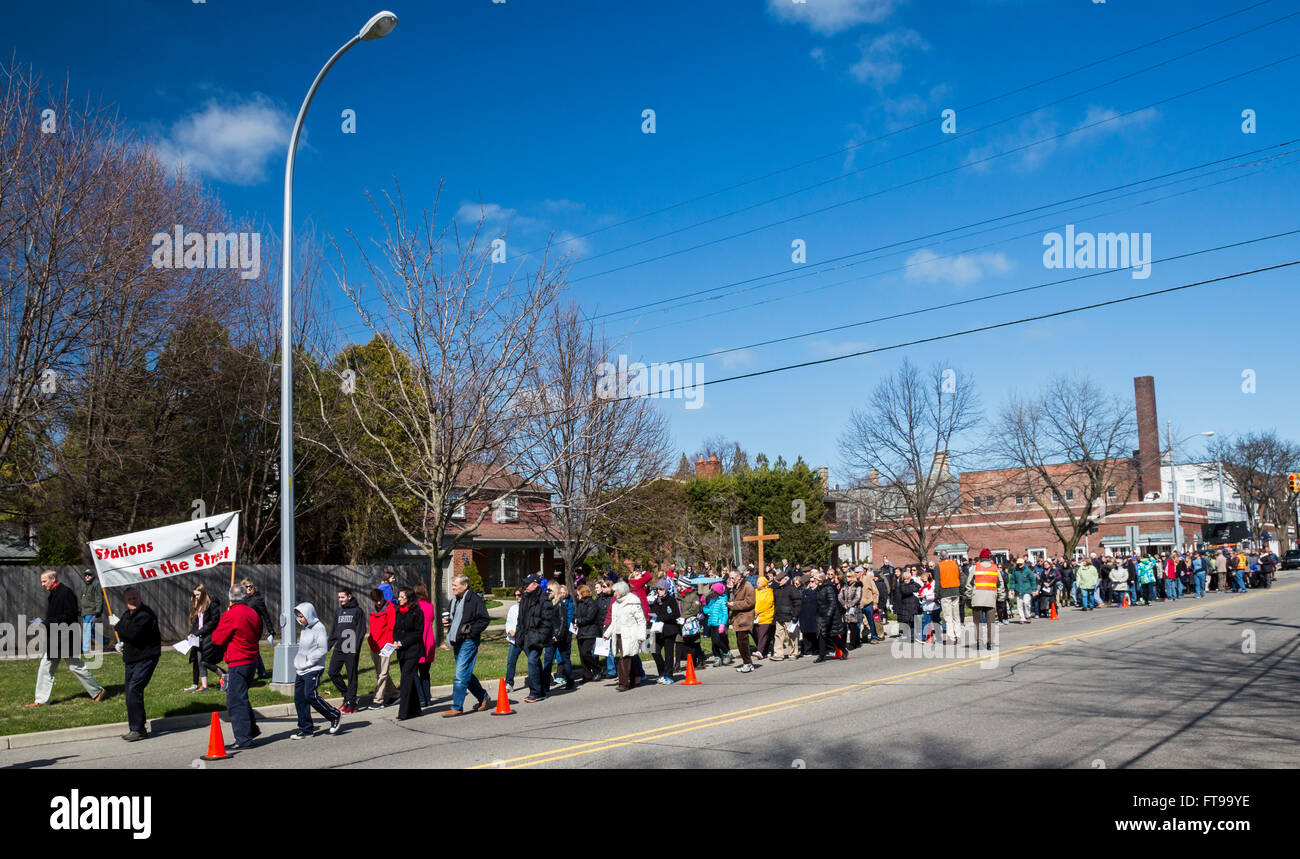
[737,664,753,673]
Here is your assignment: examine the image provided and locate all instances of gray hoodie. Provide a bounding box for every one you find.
[293,602,328,675]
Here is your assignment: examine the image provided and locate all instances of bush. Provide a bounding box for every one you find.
[463,563,485,594]
[491,587,515,599]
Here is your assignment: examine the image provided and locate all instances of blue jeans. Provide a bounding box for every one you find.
[505,642,522,686]
[1079,588,1094,609]
[1233,571,1246,592]
[1164,578,1176,600]
[123,656,158,733]
[81,615,103,653]
[605,652,615,676]
[451,639,487,710]
[525,645,547,698]
[544,639,574,687]
[294,669,339,731]
[225,663,258,744]
[1193,572,1206,597]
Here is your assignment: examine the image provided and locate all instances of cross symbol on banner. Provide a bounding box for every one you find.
[742,516,780,577]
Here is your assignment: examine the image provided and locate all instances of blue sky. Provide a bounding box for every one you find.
[10,0,1299,481]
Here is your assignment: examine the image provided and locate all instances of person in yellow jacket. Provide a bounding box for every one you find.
[753,575,775,659]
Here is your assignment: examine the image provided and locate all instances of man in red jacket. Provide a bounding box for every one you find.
[367,588,397,709]
[211,583,263,750]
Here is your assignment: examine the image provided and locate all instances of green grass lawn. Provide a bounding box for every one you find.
[0,635,611,736]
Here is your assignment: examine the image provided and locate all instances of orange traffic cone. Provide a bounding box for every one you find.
[1123,593,1130,607]
[681,654,702,685]
[200,711,230,761]
[491,677,514,716]
[1049,601,1058,620]
[925,629,934,643]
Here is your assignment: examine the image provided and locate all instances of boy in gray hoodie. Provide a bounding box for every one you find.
[292,602,342,739]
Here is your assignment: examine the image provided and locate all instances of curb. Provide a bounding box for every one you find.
[3,682,461,751]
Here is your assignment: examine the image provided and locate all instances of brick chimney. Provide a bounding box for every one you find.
[816,466,829,487]
[933,450,950,479]
[1134,375,1160,500]
[695,455,722,479]
[868,469,879,487]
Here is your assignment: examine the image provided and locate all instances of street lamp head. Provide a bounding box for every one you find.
[360,10,399,41]
[1200,431,1215,437]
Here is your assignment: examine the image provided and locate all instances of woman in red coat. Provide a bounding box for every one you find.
[414,583,437,706]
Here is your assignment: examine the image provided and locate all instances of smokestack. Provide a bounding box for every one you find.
[817,466,829,487]
[933,450,950,479]
[695,455,722,480]
[1134,376,1160,500]
[868,469,879,487]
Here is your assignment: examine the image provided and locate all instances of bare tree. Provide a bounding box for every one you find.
[1211,431,1300,545]
[838,359,982,565]
[300,186,569,610]
[517,302,671,579]
[990,375,1138,556]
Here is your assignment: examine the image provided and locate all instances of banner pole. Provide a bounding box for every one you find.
[100,586,120,644]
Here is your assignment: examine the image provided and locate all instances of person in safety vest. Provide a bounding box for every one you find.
[935,551,964,643]
[964,549,1005,651]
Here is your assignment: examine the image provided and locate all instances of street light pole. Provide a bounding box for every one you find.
[273,11,399,685]
[1166,425,1215,556]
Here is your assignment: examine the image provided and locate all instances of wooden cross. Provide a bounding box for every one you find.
[743,515,780,578]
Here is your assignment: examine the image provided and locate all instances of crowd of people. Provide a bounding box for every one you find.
[20,545,1284,746]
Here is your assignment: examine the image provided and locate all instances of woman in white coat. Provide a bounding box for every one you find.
[1108,565,1129,607]
[604,581,646,692]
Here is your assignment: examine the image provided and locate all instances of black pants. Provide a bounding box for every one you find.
[189,649,225,685]
[396,656,422,719]
[578,637,600,681]
[328,648,360,706]
[681,633,706,669]
[711,629,730,660]
[123,656,158,733]
[653,633,678,677]
[802,632,818,656]
[847,619,861,648]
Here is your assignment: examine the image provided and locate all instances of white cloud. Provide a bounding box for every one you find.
[767,0,904,35]
[706,348,753,370]
[153,95,291,186]
[849,28,927,89]
[905,249,1013,286]
[808,339,874,358]
[456,201,518,225]
[1067,105,1159,146]
[810,46,826,68]
[555,230,591,258]
[963,110,1060,173]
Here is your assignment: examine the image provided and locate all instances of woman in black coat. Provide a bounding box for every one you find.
[815,575,845,661]
[895,569,922,641]
[574,584,603,683]
[392,587,425,720]
[798,578,820,657]
[186,584,226,691]
[648,579,681,683]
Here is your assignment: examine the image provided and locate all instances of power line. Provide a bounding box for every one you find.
[607,261,1300,403]
[571,47,1300,285]
[518,0,1278,256]
[566,7,1300,271]
[594,139,1300,321]
[667,228,1300,364]
[629,147,1300,338]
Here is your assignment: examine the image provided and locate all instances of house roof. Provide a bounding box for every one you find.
[453,462,549,495]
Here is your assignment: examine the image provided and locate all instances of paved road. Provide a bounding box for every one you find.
[4,574,1297,769]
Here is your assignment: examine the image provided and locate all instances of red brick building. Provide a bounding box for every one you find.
[867,376,1215,564]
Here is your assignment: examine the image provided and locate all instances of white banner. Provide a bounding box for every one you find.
[88,512,240,589]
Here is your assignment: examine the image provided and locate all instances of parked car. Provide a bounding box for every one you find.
[1282,550,1300,571]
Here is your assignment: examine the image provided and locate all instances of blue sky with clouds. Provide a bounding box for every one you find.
[9,0,1299,480]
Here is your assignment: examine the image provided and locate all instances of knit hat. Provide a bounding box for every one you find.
[656,577,672,591]
[711,583,726,595]
[979,548,992,560]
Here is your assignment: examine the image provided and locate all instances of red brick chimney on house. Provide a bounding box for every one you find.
[1134,375,1161,500]
[695,455,722,479]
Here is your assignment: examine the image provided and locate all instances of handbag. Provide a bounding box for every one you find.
[682,616,702,637]
[594,637,611,657]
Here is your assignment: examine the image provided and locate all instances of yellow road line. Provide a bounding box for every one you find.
[473,583,1295,769]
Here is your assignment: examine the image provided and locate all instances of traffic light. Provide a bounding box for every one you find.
[1290,472,1300,494]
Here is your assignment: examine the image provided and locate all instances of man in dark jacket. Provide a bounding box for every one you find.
[442,574,492,716]
[79,569,106,654]
[772,570,801,660]
[516,574,556,702]
[328,588,368,713]
[211,584,263,750]
[27,570,105,707]
[111,587,161,741]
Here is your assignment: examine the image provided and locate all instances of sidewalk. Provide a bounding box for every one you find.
[1,684,461,751]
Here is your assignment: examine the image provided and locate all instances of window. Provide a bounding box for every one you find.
[448,491,466,520]
[1027,547,1047,561]
[972,496,981,508]
[1183,479,1195,492]
[1074,546,1087,559]
[493,494,519,522]
[1107,486,1117,499]
[1015,495,1024,505]
[1065,489,1074,501]
[985,495,994,508]
[1051,491,1060,503]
